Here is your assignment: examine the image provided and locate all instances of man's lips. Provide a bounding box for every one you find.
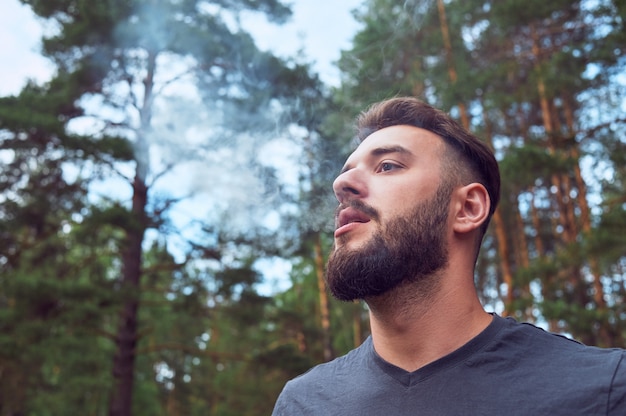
[335,206,371,237]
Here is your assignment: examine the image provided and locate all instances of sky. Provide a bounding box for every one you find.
[0,0,55,95]
[0,0,363,95]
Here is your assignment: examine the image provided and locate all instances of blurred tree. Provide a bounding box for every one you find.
[463,0,626,345]
[1,0,324,414]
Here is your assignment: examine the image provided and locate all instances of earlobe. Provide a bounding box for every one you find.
[452,183,490,234]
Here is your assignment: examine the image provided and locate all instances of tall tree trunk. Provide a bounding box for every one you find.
[436,0,469,128]
[513,203,533,318]
[562,98,613,345]
[109,50,156,416]
[562,98,606,309]
[109,175,148,416]
[530,25,571,333]
[530,25,569,243]
[314,232,334,361]
[494,206,514,311]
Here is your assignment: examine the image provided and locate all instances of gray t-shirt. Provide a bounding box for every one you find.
[272,314,626,415]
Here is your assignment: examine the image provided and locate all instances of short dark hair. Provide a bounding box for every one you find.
[356,97,500,236]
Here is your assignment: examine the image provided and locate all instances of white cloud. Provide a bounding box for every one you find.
[0,1,55,95]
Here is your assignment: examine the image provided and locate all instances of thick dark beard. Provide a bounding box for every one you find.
[325,183,452,302]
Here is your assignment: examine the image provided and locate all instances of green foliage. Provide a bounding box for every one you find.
[337,0,441,105]
[0,198,118,415]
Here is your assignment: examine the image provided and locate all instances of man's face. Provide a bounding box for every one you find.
[326,125,453,301]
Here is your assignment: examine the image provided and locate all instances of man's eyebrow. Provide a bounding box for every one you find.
[340,145,413,174]
[370,145,413,157]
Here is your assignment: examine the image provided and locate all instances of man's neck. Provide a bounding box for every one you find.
[365,275,492,372]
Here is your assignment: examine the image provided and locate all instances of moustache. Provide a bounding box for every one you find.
[335,199,380,222]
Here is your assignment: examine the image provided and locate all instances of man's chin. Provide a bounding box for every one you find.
[334,236,365,252]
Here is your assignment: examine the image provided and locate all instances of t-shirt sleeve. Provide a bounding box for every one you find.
[608,350,626,415]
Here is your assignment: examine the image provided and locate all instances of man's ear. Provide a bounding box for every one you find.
[452,183,490,234]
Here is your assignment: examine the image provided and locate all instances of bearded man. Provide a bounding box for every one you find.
[272,97,626,416]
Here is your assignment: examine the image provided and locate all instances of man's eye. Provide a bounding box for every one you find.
[379,162,399,172]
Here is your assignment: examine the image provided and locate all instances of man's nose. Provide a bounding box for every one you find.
[333,169,367,203]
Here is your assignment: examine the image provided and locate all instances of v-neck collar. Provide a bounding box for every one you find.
[366,314,506,387]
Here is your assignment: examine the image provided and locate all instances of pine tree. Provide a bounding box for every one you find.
[2,0,323,413]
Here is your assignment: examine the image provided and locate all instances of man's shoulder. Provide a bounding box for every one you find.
[498,316,622,352]
[272,339,376,416]
[287,337,372,387]
[491,315,626,378]
[464,316,626,414]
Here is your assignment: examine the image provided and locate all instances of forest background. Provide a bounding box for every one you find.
[1,0,626,415]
